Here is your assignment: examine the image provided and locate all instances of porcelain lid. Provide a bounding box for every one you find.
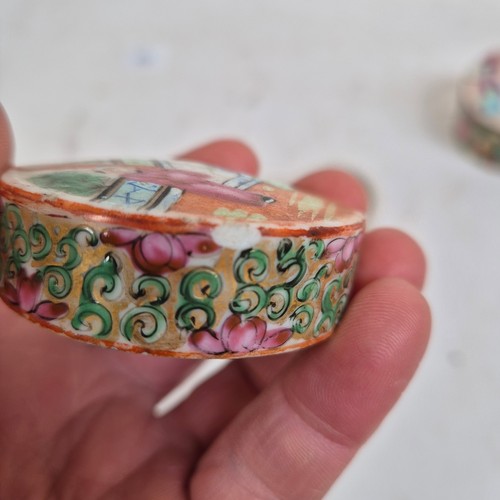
[0,159,364,237]
[459,51,500,132]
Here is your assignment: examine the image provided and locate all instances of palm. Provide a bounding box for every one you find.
[1,307,200,497]
[0,107,430,499]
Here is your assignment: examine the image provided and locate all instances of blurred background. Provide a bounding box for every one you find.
[1,1,499,498]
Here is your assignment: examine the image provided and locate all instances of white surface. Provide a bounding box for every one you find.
[2,1,500,498]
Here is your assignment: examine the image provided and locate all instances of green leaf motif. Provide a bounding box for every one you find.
[233,248,269,284]
[176,268,222,331]
[297,264,332,302]
[73,303,113,338]
[131,275,170,305]
[230,238,326,323]
[43,266,72,299]
[28,172,109,197]
[120,306,167,343]
[11,228,31,267]
[72,253,122,338]
[119,275,171,343]
[276,238,308,289]
[291,304,314,334]
[230,284,267,316]
[0,204,30,270]
[1,203,23,236]
[315,278,348,336]
[266,285,291,321]
[56,227,99,270]
[29,224,52,261]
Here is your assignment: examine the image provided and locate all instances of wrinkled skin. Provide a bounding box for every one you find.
[0,105,430,500]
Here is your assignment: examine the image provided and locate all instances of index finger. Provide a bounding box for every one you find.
[177,139,259,176]
[294,168,368,213]
[0,104,14,174]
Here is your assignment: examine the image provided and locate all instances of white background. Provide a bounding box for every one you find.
[1,1,500,498]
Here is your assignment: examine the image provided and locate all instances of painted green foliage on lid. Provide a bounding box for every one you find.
[29,172,109,197]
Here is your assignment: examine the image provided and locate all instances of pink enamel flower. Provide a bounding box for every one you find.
[190,314,293,355]
[101,228,220,274]
[3,268,68,320]
[325,234,362,272]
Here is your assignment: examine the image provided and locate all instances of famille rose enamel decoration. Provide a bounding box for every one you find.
[0,160,364,358]
[457,51,500,162]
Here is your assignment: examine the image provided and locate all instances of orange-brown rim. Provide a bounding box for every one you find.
[0,170,365,238]
[0,297,332,359]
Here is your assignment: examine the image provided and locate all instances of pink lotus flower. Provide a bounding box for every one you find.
[190,314,293,355]
[325,235,362,272]
[100,228,220,274]
[3,268,68,320]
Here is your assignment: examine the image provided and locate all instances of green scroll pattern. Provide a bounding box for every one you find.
[1,203,58,272]
[0,200,358,347]
[0,202,98,300]
[176,267,223,331]
[43,226,100,299]
[230,248,269,317]
[120,275,170,343]
[72,253,122,337]
[229,237,350,336]
[1,203,32,276]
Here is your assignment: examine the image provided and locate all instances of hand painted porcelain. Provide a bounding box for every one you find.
[457,51,500,161]
[0,160,364,358]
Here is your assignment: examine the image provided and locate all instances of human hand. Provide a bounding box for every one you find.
[0,105,430,499]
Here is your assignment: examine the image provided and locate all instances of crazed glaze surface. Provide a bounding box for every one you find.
[0,160,364,358]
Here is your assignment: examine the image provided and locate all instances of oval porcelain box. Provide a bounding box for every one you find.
[457,50,500,161]
[0,160,364,358]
